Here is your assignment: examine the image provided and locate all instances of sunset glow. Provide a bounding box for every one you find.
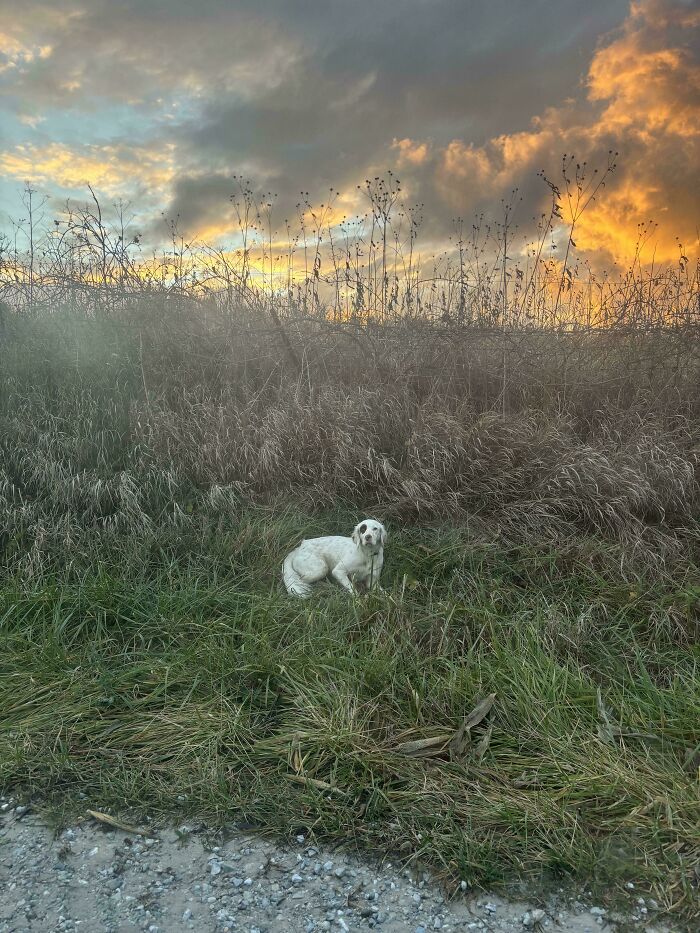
[0,0,697,272]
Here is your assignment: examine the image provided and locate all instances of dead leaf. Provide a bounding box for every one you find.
[393,735,451,757]
[474,722,493,762]
[463,693,497,730]
[449,693,496,759]
[86,810,153,836]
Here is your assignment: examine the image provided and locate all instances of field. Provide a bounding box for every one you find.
[1,291,699,924]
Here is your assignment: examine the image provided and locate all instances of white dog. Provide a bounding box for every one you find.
[282,519,387,598]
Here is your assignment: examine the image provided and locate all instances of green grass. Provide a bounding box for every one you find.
[1,512,698,921]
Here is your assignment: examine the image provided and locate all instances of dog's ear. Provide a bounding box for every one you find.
[351,523,362,546]
[380,524,388,545]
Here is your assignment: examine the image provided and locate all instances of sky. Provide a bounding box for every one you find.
[0,0,698,270]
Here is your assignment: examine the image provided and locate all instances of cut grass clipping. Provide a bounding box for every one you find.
[1,517,698,923]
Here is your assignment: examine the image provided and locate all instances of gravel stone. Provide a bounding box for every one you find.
[0,806,680,933]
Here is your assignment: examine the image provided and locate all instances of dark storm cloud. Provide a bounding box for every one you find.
[1,0,627,231]
[161,0,632,230]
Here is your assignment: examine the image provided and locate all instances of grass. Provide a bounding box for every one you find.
[1,512,699,921]
[0,298,699,924]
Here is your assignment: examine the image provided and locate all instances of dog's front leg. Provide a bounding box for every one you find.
[368,557,384,592]
[331,564,356,595]
[356,577,382,596]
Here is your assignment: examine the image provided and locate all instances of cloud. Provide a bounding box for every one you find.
[0,1,303,111]
[393,138,431,167]
[18,113,46,128]
[587,1,700,140]
[160,0,630,230]
[420,0,700,264]
[0,0,696,269]
[149,1,628,241]
[0,141,176,198]
[0,29,52,76]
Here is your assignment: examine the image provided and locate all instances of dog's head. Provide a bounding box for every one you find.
[352,519,387,549]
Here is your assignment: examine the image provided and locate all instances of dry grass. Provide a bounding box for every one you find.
[1,298,698,579]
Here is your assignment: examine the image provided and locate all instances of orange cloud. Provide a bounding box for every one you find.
[425,0,700,266]
[437,122,558,199]
[588,5,700,140]
[393,138,431,167]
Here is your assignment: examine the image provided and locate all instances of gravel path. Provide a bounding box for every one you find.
[1,795,676,933]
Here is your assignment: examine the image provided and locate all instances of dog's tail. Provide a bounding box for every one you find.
[282,551,313,598]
